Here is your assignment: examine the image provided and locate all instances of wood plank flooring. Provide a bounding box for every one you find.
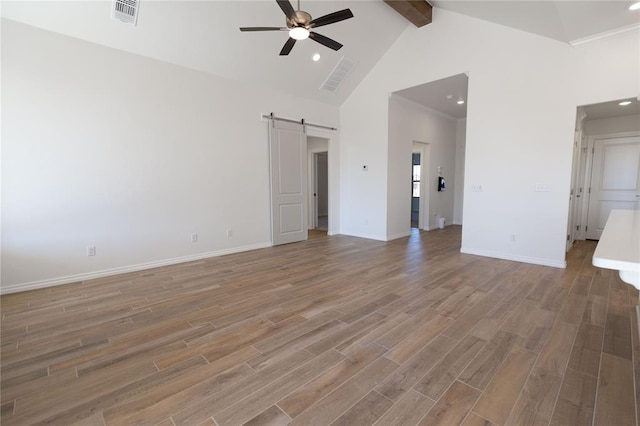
[1,226,639,425]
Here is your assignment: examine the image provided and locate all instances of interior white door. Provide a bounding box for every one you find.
[269,120,308,245]
[586,136,640,240]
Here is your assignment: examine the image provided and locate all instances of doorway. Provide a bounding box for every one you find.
[568,98,640,244]
[313,152,328,230]
[412,141,430,230]
[411,153,421,228]
[307,136,329,232]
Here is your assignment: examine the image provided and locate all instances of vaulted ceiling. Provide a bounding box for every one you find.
[2,1,639,108]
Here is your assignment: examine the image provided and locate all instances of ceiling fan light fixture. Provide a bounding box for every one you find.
[629,2,640,10]
[240,1,353,56]
[457,99,465,105]
[289,27,310,40]
[619,100,632,106]
[312,53,321,61]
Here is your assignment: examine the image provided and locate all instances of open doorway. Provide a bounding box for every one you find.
[390,73,467,239]
[313,152,328,230]
[411,141,430,230]
[567,97,640,248]
[307,136,329,232]
[411,152,421,228]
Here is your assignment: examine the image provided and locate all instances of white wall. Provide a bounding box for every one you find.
[307,137,328,152]
[1,20,339,292]
[453,118,467,225]
[585,114,640,136]
[387,95,457,238]
[340,8,639,267]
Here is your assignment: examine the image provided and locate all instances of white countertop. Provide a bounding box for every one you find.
[593,209,640,289]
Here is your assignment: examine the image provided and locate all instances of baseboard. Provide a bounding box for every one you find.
[386,231,412,241]
[460,247,567,269]
[339,231,387,242]
[1,242,272,295]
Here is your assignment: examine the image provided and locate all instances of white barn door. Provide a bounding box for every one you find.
[586,135,640,240]
[269,120,308,245]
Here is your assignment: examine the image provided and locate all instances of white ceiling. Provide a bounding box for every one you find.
[394,73,469,119]
[2,1,639,111]
[582,97,640,120]
[1,1,409,106]
[431,0,640,44]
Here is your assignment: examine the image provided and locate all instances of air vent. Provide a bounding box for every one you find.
[320,56,356,93]
[112,0,139,26]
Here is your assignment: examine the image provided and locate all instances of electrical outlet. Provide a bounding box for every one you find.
[510,234,517,242]
[534,183,550,192]
[226,228,233,237]
[190,233,198,243]
[86,245,96,256]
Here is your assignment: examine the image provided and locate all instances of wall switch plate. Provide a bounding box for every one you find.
[535,183,551,192]
[226,229,233,237]
[471,185,483,192]
[86,245,96,256]
[190,233,198,242]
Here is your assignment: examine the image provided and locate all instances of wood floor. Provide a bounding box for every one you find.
[1,226,639,425]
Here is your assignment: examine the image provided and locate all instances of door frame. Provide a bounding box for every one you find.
[306,127,335,234]
[566,129,583,251]
[412,141,430,230]
[581,131,640,239]
[567,107,586,251]
[308,150,328,229]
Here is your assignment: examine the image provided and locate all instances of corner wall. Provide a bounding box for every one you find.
[387,95,457,238]
[1,20,340,292]
[340,8,639,267]
[454,118,467,225]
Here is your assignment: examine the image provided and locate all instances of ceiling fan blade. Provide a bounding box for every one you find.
[309,32,343,51]
[309,9,353,28]
[240,27,287,32]
[280,37,297,56]
[276,0,296,21]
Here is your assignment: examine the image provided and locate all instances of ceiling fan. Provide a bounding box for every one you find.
[239,0,354,56]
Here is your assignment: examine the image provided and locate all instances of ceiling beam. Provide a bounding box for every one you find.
[383,0,433,28]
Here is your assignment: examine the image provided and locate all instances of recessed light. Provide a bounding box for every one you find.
[629,2,640,10]
[457,100,465,105]
[619,100,632,106]
[312,53,320,62]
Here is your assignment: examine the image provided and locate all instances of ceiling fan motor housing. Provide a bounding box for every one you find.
[240,0,353,55]
[289,10,312,28]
